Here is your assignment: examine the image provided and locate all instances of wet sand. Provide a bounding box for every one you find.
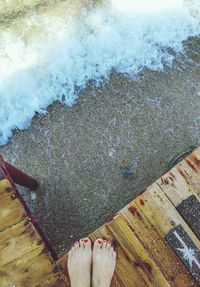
[1,44,200,255]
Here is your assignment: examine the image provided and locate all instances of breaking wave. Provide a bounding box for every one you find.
[0,0,199,144]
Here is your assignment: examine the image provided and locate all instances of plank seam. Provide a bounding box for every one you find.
[0,217,27,233]
[0,245,44,269]
[155,181,178,207]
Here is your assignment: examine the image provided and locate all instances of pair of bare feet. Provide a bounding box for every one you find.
[68,238,116,287]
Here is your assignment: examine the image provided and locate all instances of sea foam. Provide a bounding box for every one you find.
[0,0,199,144]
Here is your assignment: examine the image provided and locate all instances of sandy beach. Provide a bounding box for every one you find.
[1,41,200,255]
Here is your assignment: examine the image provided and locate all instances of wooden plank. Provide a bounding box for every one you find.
[178,152,200,200]
[120,198,197,286]
[0,247,59,287]
[157,168,198,207]
[0,178,65,287]
[177,163,200,198]
[156,148,200,241]
[122,183,199,286]
[108,215,170,287]
[0,220,44,266]
[56,253,70,287]
[132,184,200,248]
[0,191,27,231]
[157,148,200,207]
[0,179,12,195]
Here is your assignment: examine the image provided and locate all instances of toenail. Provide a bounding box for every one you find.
[84,239,88,243]
[98,239,102,244]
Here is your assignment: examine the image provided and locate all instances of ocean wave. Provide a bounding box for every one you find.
[0,0,199,144]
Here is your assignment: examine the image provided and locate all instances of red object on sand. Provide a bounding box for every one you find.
[0,154,39,190]
[4,161,39,190]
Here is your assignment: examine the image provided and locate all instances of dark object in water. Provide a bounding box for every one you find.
[120,168,133,178]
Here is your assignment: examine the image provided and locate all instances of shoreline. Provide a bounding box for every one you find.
[1,56,200,255]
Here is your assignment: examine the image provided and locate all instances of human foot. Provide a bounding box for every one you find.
[68,238,92,287]
[92,239,116,287]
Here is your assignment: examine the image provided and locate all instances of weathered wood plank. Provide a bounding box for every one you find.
[133,184,199,248]
[121,189,198,287]
[0,191,27,231]
[157,148,200,207]
[156,148,200,241]
[124,183,199,286]
[177,157,200,200]
[0,178,65,287]
[0,247,58,287]
[157,168,199,207]
[0,179,12,195]
[0,220,44,266]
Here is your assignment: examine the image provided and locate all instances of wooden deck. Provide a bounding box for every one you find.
[0,148,200,286]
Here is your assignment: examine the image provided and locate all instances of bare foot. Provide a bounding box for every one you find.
[68,238,92,287]
[92,239,116,287]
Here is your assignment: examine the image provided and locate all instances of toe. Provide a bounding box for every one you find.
[83,238,91,250]
[79,239,84,248]
[109,246,115,255]
[94,238,103,250]
[102,239,108,249]
[107,241,112,250]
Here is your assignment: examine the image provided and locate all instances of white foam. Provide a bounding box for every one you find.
[111,0,183,12]
[0,0,199,144]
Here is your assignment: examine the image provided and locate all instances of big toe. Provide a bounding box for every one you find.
[94,238,103,250]
[83,238,91,250]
